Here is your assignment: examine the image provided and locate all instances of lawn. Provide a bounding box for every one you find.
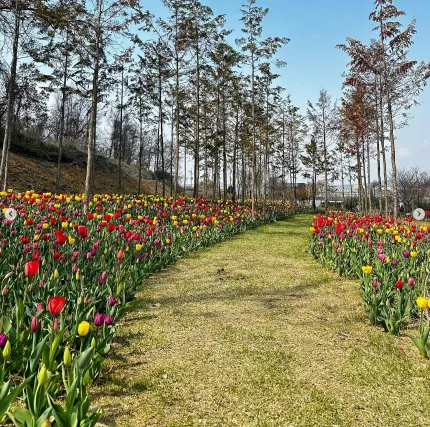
[91,214,430,427]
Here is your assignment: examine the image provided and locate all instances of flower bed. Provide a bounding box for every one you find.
[308,212,430,356]
[0,191,306,425]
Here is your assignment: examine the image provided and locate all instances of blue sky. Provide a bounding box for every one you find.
[150,0,430,174]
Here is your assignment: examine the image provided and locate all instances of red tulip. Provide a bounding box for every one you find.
[395,280,404,289]
[48,296,66,316]
[78,226,88,238]
[24,260,39,277]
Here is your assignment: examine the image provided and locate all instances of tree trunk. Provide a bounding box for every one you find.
[251,49,256,218]
[379,76,389,216]
[222,93,227,199]
[138,95,143,195]
[118,68,124,193]
[56,28,69,190]
[170,102,174,197]
[0,4,20,190]
[232,106,239,202]
[322,107,328,213]
[361,135,368,212]
[84,0,103,214]
[193,33,200,198]
[367,136,372,212]
[356,134,362,210]
[173,7,180,199]
[375,78,383,213]
[159,58,165,197]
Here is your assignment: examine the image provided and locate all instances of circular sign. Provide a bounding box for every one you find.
[413,208,425,221]
[4,208,17,221]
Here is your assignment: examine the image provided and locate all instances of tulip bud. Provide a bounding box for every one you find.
[2,340,11,359]
[53,269,59,279]
[36,302,44,312]
[37,364,49,387]
[94,313,105,327]
[1,284,8,296]
[83,369,91,386]
[53,317,60,330]
[63,346,71,367]
[75,270,80,281]
[31,315,41,332]
[91,337,96,348]
[0,333,7,348]
[41,420,51,427]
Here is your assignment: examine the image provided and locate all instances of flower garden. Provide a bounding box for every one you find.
[309,212,430,357]
[0,190,306,426]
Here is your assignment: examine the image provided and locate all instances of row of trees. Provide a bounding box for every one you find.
[0,0,429,217]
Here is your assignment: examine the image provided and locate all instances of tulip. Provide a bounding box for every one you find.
[94,313,105,327]
[36,302,44,312]
[48,296,66,316]
[0,333,7,348]
[408,277,415,286]
[31,315,41,332]
[63,346,71,367]
[2,284,8,296]
[78,321,90,336]
[37,364,49,387]
[53,317,60,330]
[105,316,114,326]
[108,296,117,307]
[24,259,39,277]
[417,297,428,310]
[117,249,124,260]
[2,340,11,359]
[395,280,404,289]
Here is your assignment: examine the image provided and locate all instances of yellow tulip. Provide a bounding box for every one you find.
[78,321,90,337]
[417,297,428,310]
[362,265,372,275]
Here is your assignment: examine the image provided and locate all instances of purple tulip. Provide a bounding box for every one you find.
[108,296,117,307]
[105,316,114,326]
[392,259,398,265]
[0,333,7,348]
[403,250,410,258]
[94,313,106,327]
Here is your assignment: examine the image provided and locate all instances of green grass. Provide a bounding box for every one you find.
[91,215,430,427]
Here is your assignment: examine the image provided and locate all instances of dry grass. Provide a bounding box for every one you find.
[91,215,430,427]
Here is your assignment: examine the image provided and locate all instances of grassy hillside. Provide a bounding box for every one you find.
[1,131,169,195]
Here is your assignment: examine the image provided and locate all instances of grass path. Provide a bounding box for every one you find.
[92,215,430,427]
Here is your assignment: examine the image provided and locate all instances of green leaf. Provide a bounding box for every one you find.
[35,407,54,427]
[0,376,33,421]
[1,316,11,334]
[407,334,427,359]
[65,378,79,414]
[27,335,49,377]
[49,402,69,426]
[76,347,94,371]
[49,330,66,363]
[9,407,33,426]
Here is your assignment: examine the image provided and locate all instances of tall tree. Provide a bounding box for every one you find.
[307,89,337,212]
[237,0,289,217]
